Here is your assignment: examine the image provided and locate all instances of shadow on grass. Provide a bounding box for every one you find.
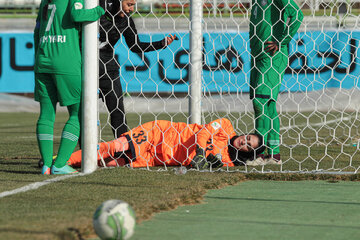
[0,161,34,166]
[206,196,360,206]
[0,227,85,240]
[0,168,40,174]
[0,227,53,236]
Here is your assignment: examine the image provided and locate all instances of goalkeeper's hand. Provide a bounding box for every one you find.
[190,145,209,170]
[206,153,224,169]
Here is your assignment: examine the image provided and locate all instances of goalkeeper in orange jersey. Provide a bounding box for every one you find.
[67,118,265,169]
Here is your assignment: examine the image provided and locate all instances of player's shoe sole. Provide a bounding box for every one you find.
[246,157,267,166]
[265,158,282,165]
[246,157,282,166]
[51,165,78,175]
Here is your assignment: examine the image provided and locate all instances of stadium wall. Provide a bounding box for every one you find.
[0,31,359,93]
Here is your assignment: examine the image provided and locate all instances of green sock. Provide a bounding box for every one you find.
[253,98,270,155]
[36,101,56,168]
[54,103,81,168]
[267,100,280,155]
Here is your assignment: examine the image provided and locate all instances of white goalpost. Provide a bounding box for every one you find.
[82,0,360,174]
[189,0,203,125]
[82,0,100,173]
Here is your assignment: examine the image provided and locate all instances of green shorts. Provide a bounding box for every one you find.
[250,53,288,101]
[34,73,81,106]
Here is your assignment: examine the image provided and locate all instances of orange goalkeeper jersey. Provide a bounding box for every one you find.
[124,118,236,167]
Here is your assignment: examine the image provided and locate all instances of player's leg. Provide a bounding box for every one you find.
[246,98,272,166]
[53,102,80,171]
[267,100,280,156]
[99,66,128,138]
[67,136,130,166]
[250,57,272,157]
[37,101,57,169]
[253,98,270,154]
[34,73,58,174]
[266,53,287,160]
[51,74,81,174]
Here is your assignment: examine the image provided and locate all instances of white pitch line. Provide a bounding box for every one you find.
[0,173,89,199]
[280,117,351,131]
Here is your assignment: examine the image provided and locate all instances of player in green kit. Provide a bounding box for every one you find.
[34,0,104,174]
[248,0,303,166]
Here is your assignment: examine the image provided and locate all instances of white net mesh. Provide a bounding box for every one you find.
[97,0,360,173]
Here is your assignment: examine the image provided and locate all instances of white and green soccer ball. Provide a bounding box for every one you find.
[93,199,136,240]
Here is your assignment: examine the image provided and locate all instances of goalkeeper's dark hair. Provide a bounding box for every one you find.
[227,133,265,166]
[42,0,53,20]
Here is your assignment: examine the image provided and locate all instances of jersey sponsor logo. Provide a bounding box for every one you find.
[211,121,221,131]
[74,2,83,10]
[40,35,67,44]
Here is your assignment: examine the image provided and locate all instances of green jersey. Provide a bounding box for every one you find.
[34,0,104,75]
[249,0,303,60]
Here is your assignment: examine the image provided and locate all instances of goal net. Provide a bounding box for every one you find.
[96,0,360,173]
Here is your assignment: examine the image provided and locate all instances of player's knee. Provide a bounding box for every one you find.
[67,116,80,130]
[252,98,267,114]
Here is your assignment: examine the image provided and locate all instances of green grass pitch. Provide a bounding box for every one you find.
[0,112,360,240]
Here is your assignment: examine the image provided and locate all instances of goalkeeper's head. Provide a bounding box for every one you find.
[228,134,265,164]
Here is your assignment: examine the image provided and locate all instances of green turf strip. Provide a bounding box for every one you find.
[132,181,360,240]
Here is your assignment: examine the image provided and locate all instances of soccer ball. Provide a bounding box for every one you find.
[93,199,136,240]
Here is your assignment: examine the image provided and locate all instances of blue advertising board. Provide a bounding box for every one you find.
[0,31,359,93]
[0,33,35,92]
